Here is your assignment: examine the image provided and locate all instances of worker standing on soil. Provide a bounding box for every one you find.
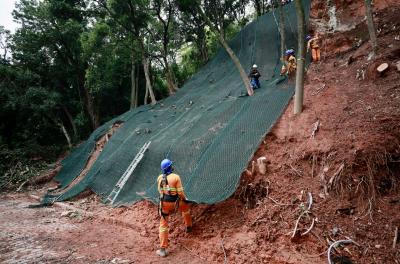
[280,49,297,76]
[156,159,192,257]
[248,64,261,90]
[307,33,321,62]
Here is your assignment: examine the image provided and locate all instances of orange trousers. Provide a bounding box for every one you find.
[159,200,192,249]
[312,47,321,62]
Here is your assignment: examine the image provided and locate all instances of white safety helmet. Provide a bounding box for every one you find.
[252,64,258,68]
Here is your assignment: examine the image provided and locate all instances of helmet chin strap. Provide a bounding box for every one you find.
[163,166,173,175]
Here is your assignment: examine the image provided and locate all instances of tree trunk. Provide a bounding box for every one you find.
[254,0,262,17]
[144,82,149,105]
[48,115,72,149]
[278,0,286,62]
[294,0,306,115]
[58,121,72,149]
[198,5,254,96]
[200,38,209,63]
[61,105,77,139]
[130,52,137,109]
[197,32,209,64]
[78,71,99,130]
[85,88,99,129]
[135,63,139,107]
[364,0,378,54]
[142,54,156,105]
[163,56,177,95]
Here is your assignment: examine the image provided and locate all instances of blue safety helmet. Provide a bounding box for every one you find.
[161,159,173,174]
[285,49,295,56]
[306,35,312,41]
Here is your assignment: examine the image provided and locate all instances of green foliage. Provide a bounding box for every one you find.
[1,0,256,176]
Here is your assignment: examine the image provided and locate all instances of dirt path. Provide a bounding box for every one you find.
[0,194,204,264]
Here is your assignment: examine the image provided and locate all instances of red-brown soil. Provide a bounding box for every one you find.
[1,1,400,264]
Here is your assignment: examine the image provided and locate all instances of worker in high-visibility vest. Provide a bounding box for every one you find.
[280,49,297,76]
[156,159,192,257]
[307,33,321,62]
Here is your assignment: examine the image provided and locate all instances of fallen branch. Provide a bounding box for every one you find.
[288,163,302,177]
[181,244,207,261]
[327,240,354,264]
[394,226,398,249]
[310,120,320,139]
[221,237,227,264]
[292,193,313,238]
[301,218,315,236]
[16,180,29,192]
[267,196,292,206]
[307,192,313,211]
[291,211,306,238]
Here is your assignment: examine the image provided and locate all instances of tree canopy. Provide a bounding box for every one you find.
[0,0,266,176]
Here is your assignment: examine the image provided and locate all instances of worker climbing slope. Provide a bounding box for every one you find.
[307,33,321,62]
[156,159,193,257]
[248,64,261,90]
[280,49,297,76]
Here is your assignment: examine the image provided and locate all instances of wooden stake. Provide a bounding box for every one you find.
[257,157,267,175]
[394,226,398,249]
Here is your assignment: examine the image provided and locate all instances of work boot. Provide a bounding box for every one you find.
[185,226,193,233]
[156,248,168,257]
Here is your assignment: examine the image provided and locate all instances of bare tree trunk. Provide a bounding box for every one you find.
[163,57,177,95]
[278,0,286,62]
[200,39,209,63]
[83,86,99,129]
[58,121,72,149]
[61,105,77,139]
[135,63,139,107]
[196,33,209,64]
[77,73,99,130]
[130,52,137,109]
[48,115,72,149]
[198,5,254,96]
[294,0,306,115]
[364,0,378,54]
[144,83,149,105]
[142,54,156,105]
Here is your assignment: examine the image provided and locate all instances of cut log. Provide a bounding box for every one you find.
[376,63,389,74]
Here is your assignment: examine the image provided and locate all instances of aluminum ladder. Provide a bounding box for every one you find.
[105,141,151,205]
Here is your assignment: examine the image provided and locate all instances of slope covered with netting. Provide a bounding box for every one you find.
[44,1,310,205]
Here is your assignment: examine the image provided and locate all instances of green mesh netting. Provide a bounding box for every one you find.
[44,1,311,205]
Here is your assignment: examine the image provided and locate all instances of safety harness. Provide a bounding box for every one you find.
[159,173,179,218]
